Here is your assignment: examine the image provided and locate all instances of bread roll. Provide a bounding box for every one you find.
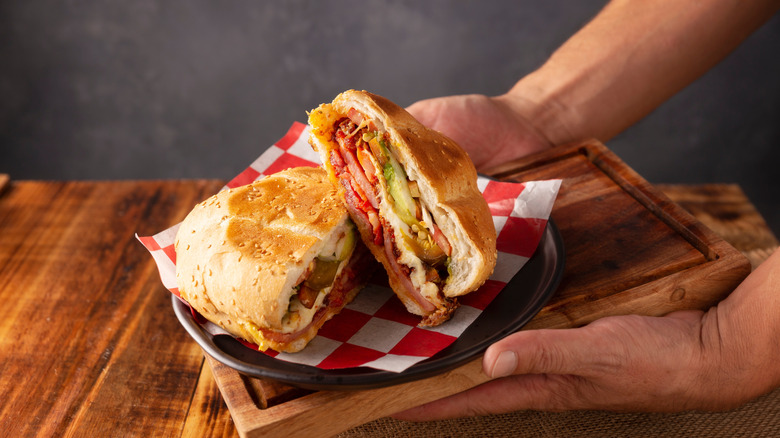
[175,167,371,352]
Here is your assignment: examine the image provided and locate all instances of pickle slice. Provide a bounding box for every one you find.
[403,232,447,266]
[302,258,342,291]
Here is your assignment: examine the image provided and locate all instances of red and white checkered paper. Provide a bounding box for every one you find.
[137,121,560,373]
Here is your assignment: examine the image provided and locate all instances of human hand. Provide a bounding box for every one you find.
[406,94,553,172]
[395,307,763,420]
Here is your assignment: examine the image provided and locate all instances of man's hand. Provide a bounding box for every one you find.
[395,308,763,420]
[406,94,552,171]
[397,0,780,422]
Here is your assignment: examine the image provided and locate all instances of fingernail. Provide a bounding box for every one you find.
[490,351,517,378]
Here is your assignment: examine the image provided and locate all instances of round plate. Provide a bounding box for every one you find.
[173,219,565,391]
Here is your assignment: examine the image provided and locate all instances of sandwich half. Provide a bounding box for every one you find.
[175,167,373,353]
[308,90,497,326]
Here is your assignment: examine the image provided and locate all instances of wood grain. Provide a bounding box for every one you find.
[182,356,237,438]
[657,184,779,268]
[2,147,774,437]
[200,140,754,437]
[502,142,751,329]
[0,179,223,436]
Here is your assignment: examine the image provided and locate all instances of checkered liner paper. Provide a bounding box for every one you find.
[137,122,561,373]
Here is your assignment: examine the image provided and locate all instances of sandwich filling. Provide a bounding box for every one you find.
[282,223,357,330]
[322,109,457,325]
[247,229,371,348]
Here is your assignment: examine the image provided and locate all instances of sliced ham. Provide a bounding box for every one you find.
[356,148,378,184]
[330,115,449,321]
[381,222,437,313]
[330,145,383,245]
[339,176,382,246]
[339,142,379,209]
[347,108,377,132]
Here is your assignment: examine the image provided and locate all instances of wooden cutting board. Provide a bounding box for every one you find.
[205,140,751,437]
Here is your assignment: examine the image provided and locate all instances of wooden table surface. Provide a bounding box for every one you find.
[0,175,777,437]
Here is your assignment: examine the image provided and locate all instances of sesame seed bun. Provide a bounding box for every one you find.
[174,167,368,352]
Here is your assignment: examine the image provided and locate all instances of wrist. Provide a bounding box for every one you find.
[709,251,780,407]
[696,299,780,409]
[497,72,579,147]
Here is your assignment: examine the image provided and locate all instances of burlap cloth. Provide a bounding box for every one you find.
[339,385,780,437]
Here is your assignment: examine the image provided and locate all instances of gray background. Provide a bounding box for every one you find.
[1,1,778,235]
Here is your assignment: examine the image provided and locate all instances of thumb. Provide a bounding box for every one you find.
[484,327,608,378]
[397,327,616,420]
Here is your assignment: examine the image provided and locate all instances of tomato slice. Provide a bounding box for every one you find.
[431,223,452,257]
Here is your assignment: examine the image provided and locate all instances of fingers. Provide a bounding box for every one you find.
[394,374,583,421]
[396,326,627,421]
[397,315,724,421]
[405,98,443,126]
[395,325,634,421]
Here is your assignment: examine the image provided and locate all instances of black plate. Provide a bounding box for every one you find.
[173,219,565,391]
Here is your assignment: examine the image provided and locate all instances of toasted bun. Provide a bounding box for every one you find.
[308,90,497,300]
[174,167,355,352]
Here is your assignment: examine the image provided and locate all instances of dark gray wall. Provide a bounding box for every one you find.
[2,1,778,235]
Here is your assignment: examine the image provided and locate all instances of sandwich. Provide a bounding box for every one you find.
[174,167,373,353]
[307,90,497,327]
